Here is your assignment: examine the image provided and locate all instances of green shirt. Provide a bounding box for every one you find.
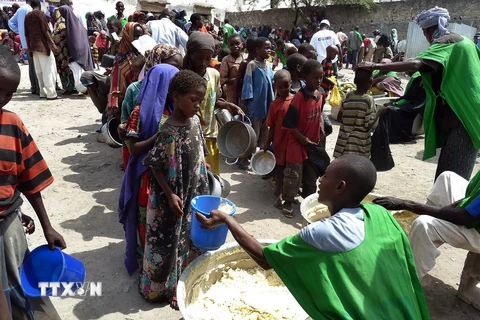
[263,203,430,320]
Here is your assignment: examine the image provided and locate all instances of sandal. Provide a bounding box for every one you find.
[170,296,179,310]
[282,202,295,218]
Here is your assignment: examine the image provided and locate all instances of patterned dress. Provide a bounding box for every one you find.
[140,117,209,302]
[52,10,75,92]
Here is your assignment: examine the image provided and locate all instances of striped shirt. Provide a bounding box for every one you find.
[333,92,375,158]
[0,110,53,216]
[321,57,334,94]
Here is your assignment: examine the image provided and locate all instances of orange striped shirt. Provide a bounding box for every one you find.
[0,109,53,215]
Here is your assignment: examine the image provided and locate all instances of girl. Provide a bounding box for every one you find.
[139,70,209,308]
[183,32,242,175]
[220,34,244,103]
[118,64,179,276]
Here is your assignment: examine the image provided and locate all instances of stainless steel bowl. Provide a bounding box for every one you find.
[217,119,257,158]
[100,118,122,148]
[251,150,276,175]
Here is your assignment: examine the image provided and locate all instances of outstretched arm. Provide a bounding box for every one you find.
[359,59,424,73]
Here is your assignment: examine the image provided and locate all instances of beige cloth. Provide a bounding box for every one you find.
[409,171,480,279]
[33,52,57,99]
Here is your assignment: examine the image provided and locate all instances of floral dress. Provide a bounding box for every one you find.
[52,10,75,92]
[140,117,209,302]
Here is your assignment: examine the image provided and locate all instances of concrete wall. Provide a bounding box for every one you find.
[225,0,480,40]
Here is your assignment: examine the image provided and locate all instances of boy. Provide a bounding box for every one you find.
[286,53,307,94]
[198,155,430,320]
[0,46,66,319]
[334,69,385,159]
[263,70,293,208]
[281,59,324,217]
[89,35,100,70]
[242,37,275,153]
[273,38,288,70]
[298,43,316,60]
[320,45,339,104]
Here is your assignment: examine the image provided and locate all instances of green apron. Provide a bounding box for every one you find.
[263,203,430,319]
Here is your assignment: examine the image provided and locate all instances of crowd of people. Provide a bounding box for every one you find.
[1,2,480,319]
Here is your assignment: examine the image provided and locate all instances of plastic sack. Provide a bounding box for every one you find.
[306,144,331,177]
[329,82,342,108]
[68,61,87,94]
[370,116,395,171]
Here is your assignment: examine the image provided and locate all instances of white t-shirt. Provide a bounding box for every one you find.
[310,29,340,63]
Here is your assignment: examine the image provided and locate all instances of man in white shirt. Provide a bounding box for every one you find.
[8,0,39,95]
[309,20,341,66]
[147,8,188,52]
[337,27,348,46]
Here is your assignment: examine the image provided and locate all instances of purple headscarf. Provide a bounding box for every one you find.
[118,63,179,275]
[58,5,94,71]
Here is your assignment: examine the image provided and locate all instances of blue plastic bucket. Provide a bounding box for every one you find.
[191,196,236,251]
[20,245,86,297]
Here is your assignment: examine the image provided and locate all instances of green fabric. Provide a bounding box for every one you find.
[393,72,421,107]
[274,47,287,66]
[348,30,363,53]
[108,15,128,28]
[457,170,480,232]
[263,203,430,320]
[373,69,399,80]
[417,38,480,160]
[222,24,235,48]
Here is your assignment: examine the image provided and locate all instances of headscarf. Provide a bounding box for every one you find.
[183,31,215,70]
[53,8,64,30]
[58,5,94,71]
[118,22,139,56]
[118,63,179,275]
[133,11,145,23]
[416,6,450,40]
[145,43,181,73]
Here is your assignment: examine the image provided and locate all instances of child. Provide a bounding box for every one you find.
[220,34,244,103]
[95,30,109,62]
[242,37,274,156]
[333,69,384,159]
[281,59,324,217]
[298,43,317,60]
[263,70,293,208]
[139,70,209,308]
[273,38,288,70]
[1,31,14,54]
[286,53,307,93]
[320,45,339,104]
[285,45,298,61]
[89,35,100,70]
[214,48,230,72]
[234,37,256,106]
[0,46,66,319]
[184,32,242,175]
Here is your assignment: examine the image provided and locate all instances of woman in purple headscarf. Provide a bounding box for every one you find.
[118,64,179,276]
[58,5,94,72]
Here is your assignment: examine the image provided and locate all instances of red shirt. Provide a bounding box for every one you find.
[282,89,323,164]
[266,95,293,166]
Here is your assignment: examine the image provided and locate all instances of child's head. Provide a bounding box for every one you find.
[228,34,243,56]
[302,59,323,90]
[1,31,8,39]
[254,37,271,60]
[318,155,377,210]
[245,37,256,56]
[213,40,222,58]
[169,70,207,118]
[217,48,230,63]
[131,55,146,80]
[190,13,204,29]
[0,46,21,109]
[354,69,372,94]
[89,36,96,45]
[298,43,317,60]
[326,45,339,60]
[285,45,298,59]
[286,53,307,78]
[107,18,122,36]
[186,32,215,75]
[275,38,285,51]
[274,69,292,99]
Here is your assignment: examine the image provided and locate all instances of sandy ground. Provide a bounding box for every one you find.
[8,65,480,319]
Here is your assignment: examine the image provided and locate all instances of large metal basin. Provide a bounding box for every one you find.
[177,240,278,320]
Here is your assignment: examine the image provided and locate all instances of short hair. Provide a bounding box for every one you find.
[245,37,256,53]
[274,69,291,82]
[116,1,124,7]
[286,53,307,71]
[355,26,359,31]
[275,38,284,46]
[320,22,329,29]
[108,18,122,30]
[168,70,206,96]
[190,13,203,24]
[354,69,372,86]
[335,155,377,203]
[298,43,315,55]
[131,55,146,69]
[30,0,40,8]
[377,34,389,47]
[224,18,229,24]
[218,48,230,61]
[285,45,298,56]
[228,33,242,43]
[302,59,322,75]
[254,37,269,49]
[0,46,20,75]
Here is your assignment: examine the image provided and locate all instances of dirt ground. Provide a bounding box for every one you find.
[8,65,480,319]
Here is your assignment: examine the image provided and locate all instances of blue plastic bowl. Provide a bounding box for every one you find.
[20,245,85,297]
[191,195,236,251]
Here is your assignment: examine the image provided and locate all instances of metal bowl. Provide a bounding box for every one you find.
[100,118,122,148]
[251,150,276,175]
[217,120,257,158]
